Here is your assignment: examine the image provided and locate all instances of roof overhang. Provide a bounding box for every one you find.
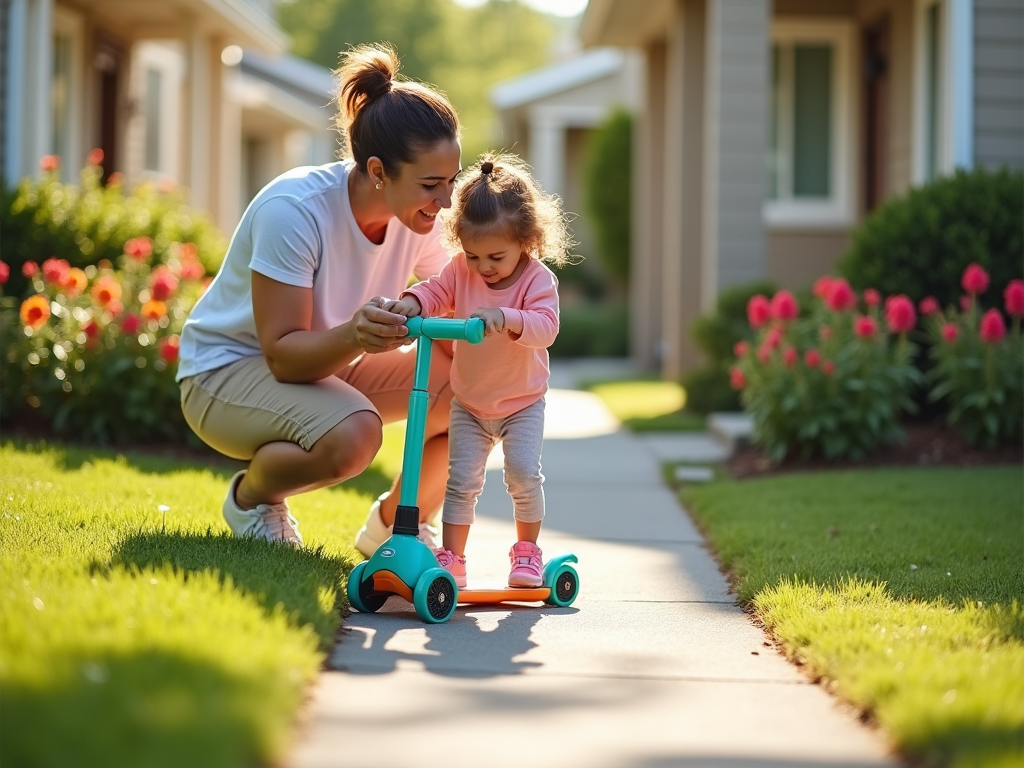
[580,0,676,47]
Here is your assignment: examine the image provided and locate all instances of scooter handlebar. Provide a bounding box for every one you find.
[405,316,485,344]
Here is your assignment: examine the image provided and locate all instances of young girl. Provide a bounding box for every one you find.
[389,153,572,588]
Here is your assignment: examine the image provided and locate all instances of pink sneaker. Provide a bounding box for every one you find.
[434,548,467,588]
[508,541,543,587]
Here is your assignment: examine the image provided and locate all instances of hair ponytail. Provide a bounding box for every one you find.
[333,43,460,177]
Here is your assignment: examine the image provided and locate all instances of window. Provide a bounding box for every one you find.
[765,21,853,227]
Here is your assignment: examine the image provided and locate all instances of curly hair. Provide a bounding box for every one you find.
[440,153,575,266]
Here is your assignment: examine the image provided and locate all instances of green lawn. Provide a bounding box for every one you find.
[0,424,406,768]
[583,377,706,431]
[680,466,1024,768]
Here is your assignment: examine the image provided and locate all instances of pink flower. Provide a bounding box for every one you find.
[107,172,124,186]
[863,288,880,307]
[22,261,39,278]
[822,360,835,376]
[960,295,972,312]
[884,294,917,334]
[747,294,771,328]
[804,349,821,368]
[918,296,940,316]
[0,260,8,284]
[1004,279,1024,318]
[121,314,141,335]
[42,257,70,286]
[979,309,1006,343]
[733,341,750,357]
[730,366,746,390]
[39,155,59,172]
[783,347,798,367]
[854,315,877,339]
[148,265,179,301]
[770,290,799,321]
[941,323,959,344]
[826,279,857,311]
[812,276,835,299]
[819,325,833,342]
[766,326,784,349]
[757,342,772,364]
[124,237,153,261]
[961,263,990,294]
[87,148,104,166]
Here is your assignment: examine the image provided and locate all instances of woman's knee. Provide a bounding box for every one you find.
[313,411,383,482]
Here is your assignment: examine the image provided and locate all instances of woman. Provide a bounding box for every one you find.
[176,43,460,555]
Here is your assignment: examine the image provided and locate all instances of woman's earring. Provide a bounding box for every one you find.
[375,181,383,190]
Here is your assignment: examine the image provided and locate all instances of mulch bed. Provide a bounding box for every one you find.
[727,422,1023,479]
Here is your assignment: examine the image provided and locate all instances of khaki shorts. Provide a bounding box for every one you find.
[180,343,453,461]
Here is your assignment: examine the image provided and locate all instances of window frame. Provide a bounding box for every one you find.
[764,19,855,229]
[51,6,85,180]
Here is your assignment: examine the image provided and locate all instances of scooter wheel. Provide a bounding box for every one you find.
[544,564,579,607]
[413,567,458,623]
[347,561,388,613]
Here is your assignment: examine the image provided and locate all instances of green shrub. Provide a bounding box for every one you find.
[584,109,632,286]
[838,167,1023,310]
[680,366,739,414]
[550,301,628,358]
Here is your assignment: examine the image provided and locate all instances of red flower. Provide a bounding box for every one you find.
[960,295,972,312]
[770,290,799,321]
[826,279,857,311]
[854,315,877,338]
[124,237,154,261]
[941,323,959,344]
[918,296,940,316]
[979,308,1006,343]
[106,299,124,318]
[961,263,990,294]
[812,276,834,299]
[863,288,880,307]
[42,257,70,285]
[884,294,916,334]
[22,261,39,278]
[159,335,180,364]
[730,366,746,390]
[766,326,784,349]
[83,320,100,344]
[747,294,771,328]
[87,148,104,166]
[822,360,835,376]
[783,347,798,367]
[0,260,8,284]
[1004,279,1024,318]
[804,349,821,368]
[40,155,59,172]
[149,266,179,301]
[121,314,141,335]
[733,341,749,357]
[757,342,772,364]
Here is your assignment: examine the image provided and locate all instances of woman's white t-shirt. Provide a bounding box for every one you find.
[177,161,451,381]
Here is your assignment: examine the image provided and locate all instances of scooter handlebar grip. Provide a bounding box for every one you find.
[405,316,485,344]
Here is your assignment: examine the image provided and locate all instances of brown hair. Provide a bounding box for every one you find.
[333,43,460,177]
[440,153,575,266]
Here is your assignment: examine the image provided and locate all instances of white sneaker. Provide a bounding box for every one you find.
[222,471,303,546]
[353,492,441,558]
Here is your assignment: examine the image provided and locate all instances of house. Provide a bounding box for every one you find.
[491,47,643,269]
[2,0,338,237]
[580,0,1024,377]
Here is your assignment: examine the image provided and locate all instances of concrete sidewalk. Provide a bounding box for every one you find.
[289,360,901,768]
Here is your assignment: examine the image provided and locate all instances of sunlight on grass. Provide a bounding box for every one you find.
[0,432,406,768]
[681,467,1024,768]
[583,378,705,432]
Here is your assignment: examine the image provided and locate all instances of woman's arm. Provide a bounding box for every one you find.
[252,271,411,383]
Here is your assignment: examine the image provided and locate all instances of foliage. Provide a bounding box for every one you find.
[680,366,740,415]
[681,466,1024,768]
[838,167,1023,310]
[277,0,560,161]
[549,300,629,358]
[583,109,632,285]
[732,281,922,461]
[922,270,1023,448]
[1,155,225,299]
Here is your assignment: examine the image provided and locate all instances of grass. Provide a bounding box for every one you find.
[680,466,1024,768]
[0,423,406,768]
[582,377,706,431]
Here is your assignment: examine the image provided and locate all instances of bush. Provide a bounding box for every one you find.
[838,167,1023,310]
[550,301,629,358]
[923,268,1023,448]
[732,282,921,461]
[1,155,224,445]
[584,109,632,286]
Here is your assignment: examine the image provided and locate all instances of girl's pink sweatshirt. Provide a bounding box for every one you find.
[403,254,559,420]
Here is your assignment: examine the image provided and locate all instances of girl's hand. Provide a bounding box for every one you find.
[385,296,423,318]
[471,307,506,336]
[351,297,413,353]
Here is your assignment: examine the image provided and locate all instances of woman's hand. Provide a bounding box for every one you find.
[471,307,506,336]
[351,297,413,353]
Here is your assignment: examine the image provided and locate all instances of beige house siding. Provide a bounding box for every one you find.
[767,229,852,289]
[973,0,1024,169]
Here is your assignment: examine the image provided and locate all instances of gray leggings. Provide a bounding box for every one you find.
[443,397,546,526]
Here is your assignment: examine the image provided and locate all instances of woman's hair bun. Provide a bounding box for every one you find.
[335,43,399,128]
[480,161,494,175]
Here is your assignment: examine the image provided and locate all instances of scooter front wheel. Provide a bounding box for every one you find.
[347,561,388,613]
[413,568,458,623]
[544,564,579,607]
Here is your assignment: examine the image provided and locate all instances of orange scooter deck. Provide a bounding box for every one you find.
[371,571,550,606]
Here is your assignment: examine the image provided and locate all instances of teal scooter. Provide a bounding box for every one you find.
[347,315,580,624]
